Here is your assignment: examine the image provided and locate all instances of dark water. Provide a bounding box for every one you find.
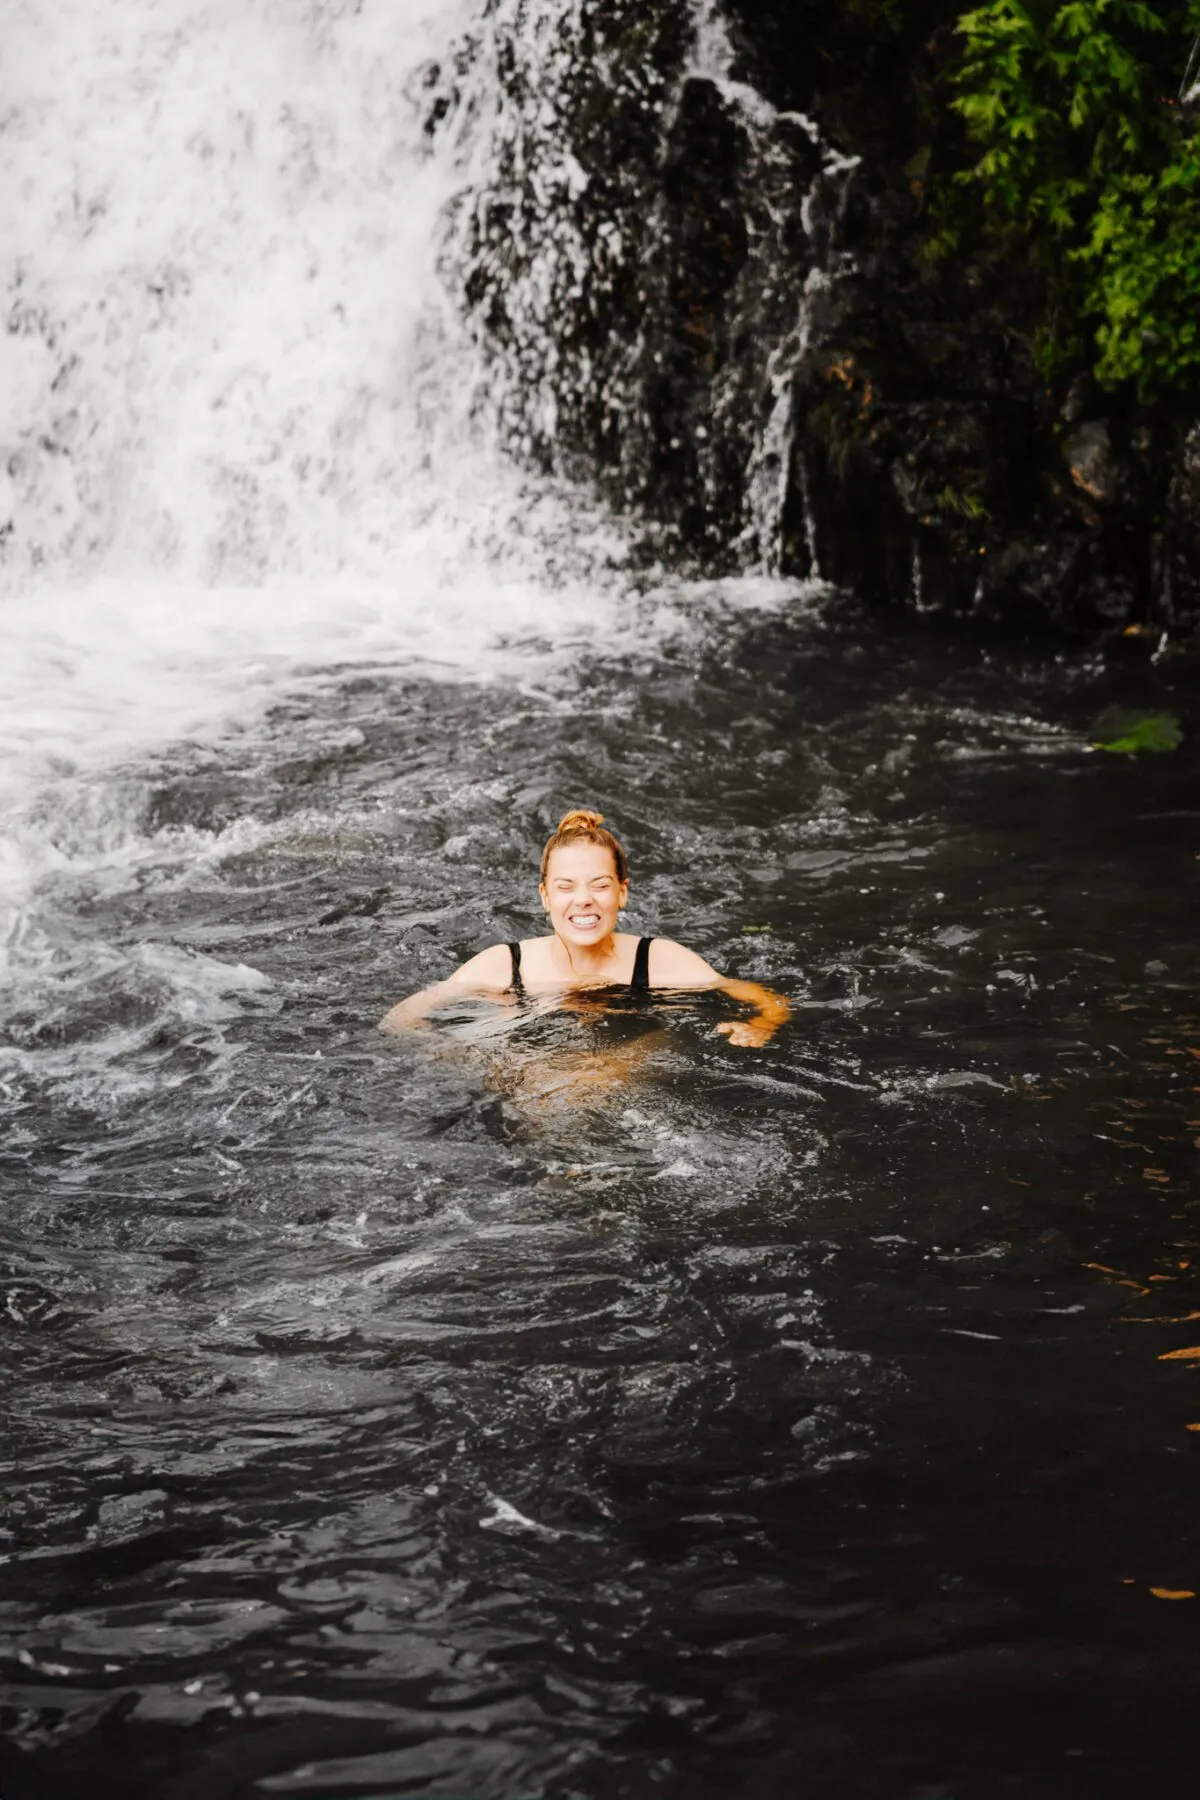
[3,588,1199,1799]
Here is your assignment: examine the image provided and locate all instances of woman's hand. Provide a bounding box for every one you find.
[379,986,444,1032]
[714,1018,775,1048]
[713,977,790,1048]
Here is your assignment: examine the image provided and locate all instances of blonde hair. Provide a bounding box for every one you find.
[540,808,629,883]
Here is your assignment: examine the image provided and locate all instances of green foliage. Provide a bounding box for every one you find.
[1082,139,1200,386]
[949,1,1200,397]
[1091,708,1183,753]
[936,483,991,520]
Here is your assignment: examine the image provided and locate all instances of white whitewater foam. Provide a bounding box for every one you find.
[2,0,481,582]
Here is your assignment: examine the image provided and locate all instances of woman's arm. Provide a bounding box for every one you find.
[379,943,512,1033]
[712,977,791,1048]
[649,940,791,1048]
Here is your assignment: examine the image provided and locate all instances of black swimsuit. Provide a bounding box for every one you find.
[507,936,653,996]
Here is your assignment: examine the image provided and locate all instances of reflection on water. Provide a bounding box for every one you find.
[2,592,1200,1800]
[429,990,705,1123]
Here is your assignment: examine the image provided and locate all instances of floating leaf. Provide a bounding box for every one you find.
[740,925,774,935]
[1118,1312,1200,1324]
[1158,1346,1200,1361]
[1149,1587,1195,1600]
[1091,708,1183,756]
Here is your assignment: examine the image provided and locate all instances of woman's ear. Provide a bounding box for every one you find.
[618,880,630,909]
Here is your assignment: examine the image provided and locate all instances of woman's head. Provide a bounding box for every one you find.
[539,809,629,947]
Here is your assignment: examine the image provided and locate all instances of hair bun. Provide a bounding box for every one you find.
[541,807,628,883]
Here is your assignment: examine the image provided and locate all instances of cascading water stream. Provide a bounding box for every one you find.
[441,0,864,578]
[680,2,861,578]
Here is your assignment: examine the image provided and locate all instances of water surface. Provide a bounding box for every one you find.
[3,586,1198,1799]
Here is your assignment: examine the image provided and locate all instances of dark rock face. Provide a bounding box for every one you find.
[1163,426,1200,630]
[438,0,1199,635]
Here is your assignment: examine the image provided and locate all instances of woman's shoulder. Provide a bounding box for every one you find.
[446,942,516,988]
[645,937,722,985]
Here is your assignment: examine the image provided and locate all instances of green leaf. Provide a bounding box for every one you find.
[1091,709,1183,754]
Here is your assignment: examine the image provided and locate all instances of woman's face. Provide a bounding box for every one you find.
[540,841,628,949]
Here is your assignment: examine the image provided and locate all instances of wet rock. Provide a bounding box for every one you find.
[1161,422,1200,632]
[1062,420,1120,508]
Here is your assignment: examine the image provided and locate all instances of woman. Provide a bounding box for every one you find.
[381,808,790,1047]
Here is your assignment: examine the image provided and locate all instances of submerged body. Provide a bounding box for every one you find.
[382,811,789,1048]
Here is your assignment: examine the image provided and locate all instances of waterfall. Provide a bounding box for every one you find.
[0,0,631,995]
[1,0,493,585]
[0,0,865,1000]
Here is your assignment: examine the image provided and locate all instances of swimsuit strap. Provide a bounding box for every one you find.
[507,942,524,994]
[631,935,653,993]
